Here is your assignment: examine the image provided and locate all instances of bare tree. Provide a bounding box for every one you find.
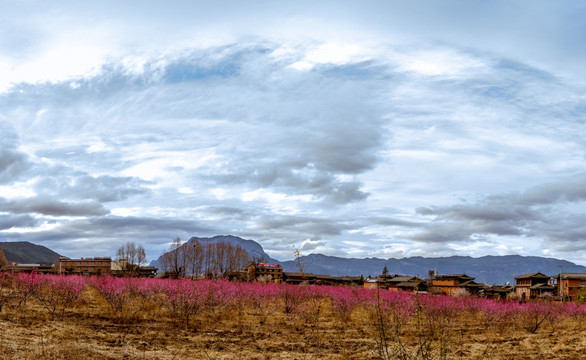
[160,237,187,279]
[162,239,250,279]
[214,242,228,276]
[137,246,146,270]
[294,247,305,276]
[199,241,251,278]
[233,246,250,269]
[116,241,146,275]
[186,239,204,278]
[202,242,214,277]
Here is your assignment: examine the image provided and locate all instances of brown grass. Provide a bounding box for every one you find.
[0,288,585,359]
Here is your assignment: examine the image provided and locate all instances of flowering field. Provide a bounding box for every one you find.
[0,273,585,359]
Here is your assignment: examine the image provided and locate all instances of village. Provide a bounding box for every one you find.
[232,263,586,302]
[3,255,586,303]
[2,253,586,359]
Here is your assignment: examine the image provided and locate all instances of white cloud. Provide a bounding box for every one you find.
[0,183,37,199]
[1,1,585,266]
[393,48,487,77]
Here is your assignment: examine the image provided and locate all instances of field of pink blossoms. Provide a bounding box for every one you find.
[1,272,585,359]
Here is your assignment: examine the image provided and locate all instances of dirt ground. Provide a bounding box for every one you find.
[1,291,585,359]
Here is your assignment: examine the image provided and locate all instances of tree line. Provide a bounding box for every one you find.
[0,239,252,279]
[160,237,252,279]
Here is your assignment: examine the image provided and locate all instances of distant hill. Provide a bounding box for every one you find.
[149,235,279,270]
[279,253,586,285]
[0,241,62,265]
[151,235,586,284]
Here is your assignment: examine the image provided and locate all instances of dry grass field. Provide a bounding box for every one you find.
[1,282,586,360]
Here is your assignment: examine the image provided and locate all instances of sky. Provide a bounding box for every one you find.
[1,1,586,265]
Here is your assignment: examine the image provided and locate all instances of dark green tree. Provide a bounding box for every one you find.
[382,265,389,276]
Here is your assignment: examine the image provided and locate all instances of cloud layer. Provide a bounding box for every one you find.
[1,1,585,265]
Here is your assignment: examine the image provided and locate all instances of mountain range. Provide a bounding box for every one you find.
[0,237,583,285]
[150,235,586,284]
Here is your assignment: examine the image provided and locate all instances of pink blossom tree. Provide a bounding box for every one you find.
[33,275,86,319]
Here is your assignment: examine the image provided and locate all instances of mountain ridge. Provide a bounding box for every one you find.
[3,236,583,285]
[151,235,586,284]
[149,235,279,271]
[279,252,586,284]
[0,241,62,265]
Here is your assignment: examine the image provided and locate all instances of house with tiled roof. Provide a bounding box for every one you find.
[483,284,514,300]
[552,273,586,300]
[247,263,283,283]
[283,272,362,286]
[363,275,427,292]
[514,272,555,300]
[429,274,483,296]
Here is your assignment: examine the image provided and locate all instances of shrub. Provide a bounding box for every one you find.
[90,276,146,320]
[328,286,364,322]
[278,283,310,316]
[14,272,43,309]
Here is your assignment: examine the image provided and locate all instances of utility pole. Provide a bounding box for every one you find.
[558,266,563,301]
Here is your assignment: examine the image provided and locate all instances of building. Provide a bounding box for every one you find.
[514,272,555,300]
[429,274,483,296]
[247,263,283,283]
[283,272,362,286]
[135,266,158,277]
[553,273,586,300]
[394,277,428,292]
[483,285,514,300]
[363,275,426,292]
[388,275,427,292]
[59,257,112,276]
[322,275,362,286]
[111,259,158,277]
[3,262,55,274]
[363,274,392,289]
[363,278,378,289]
